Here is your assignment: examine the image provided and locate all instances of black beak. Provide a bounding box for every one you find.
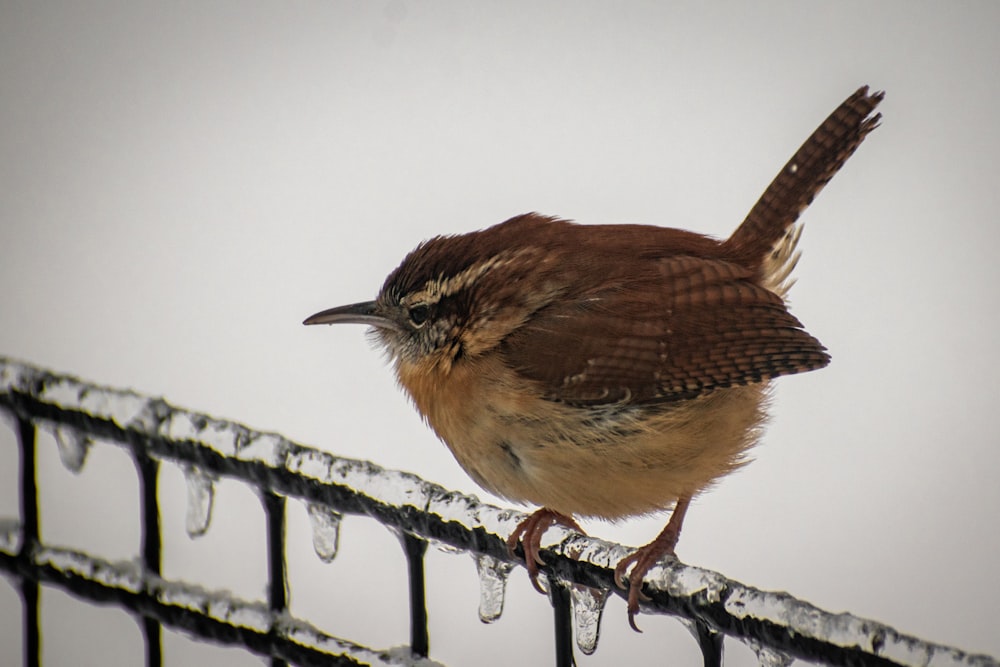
[303,301,401,331]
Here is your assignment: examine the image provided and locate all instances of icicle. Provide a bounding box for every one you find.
[306,502,342,563]
[748,639,795,667]
[54,425,91,473]
[474,554,514,623]
[680,619,725,665]
[431,539,463,555]
[570,584,609,655]
[182,465,216,538]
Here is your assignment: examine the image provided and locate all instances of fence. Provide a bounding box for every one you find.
[0,357,997,667]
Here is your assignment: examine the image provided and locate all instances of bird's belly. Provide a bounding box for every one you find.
[399,357,768,520]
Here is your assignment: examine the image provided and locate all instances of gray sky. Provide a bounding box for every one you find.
[2,2,998,665]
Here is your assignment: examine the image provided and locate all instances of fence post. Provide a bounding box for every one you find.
[134,449,162,667]
[402,532,430,658]
[694,619,724,667]
[262,491,288,667]
[17,417,40,667]
[551,581,574,667]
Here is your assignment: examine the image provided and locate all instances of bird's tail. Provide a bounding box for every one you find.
[724,85,884,270]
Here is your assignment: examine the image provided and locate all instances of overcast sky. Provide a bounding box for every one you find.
[2,3,999,666]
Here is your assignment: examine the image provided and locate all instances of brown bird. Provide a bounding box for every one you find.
[305,86,883,630]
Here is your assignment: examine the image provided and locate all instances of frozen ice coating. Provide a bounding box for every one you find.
[429,538,463,555]
[569,583,609,655]
[237,431,291,466]
[155,578,272,632]
[182,464,216,538]
[282,616,448,667]
[306,501,342,563]
[34,545,144,594]
[53,423,91,473]
[285,447,434,509]
[163,410,246,458]
[557,533,636,572]
[2,358,999,667]
[657,559,728,602]
[7,538,441,666]
[0,519,21,553]
[746,639,795,667]
[722,585,997,667]
[474,553,514,623]
[37,375,155,433]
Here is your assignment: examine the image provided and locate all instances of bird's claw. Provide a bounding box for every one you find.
[614,536,683,631]
[507,509,585,594]
[614,549,656,632]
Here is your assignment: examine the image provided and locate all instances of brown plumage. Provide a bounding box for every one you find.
[305,85,883,630]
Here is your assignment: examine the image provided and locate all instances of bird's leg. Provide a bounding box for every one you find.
[613,496,691,632]
[507,508,586,594]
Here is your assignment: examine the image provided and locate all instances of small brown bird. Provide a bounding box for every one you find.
[305,86,883,630]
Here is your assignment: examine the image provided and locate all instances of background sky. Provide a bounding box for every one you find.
[2,2,999,666]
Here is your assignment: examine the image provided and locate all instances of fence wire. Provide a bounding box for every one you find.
[0,357,997,667]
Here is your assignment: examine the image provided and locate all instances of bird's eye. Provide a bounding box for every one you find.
[408,304,431,327]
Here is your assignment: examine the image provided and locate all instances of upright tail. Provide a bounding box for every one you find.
[724,85,884,268]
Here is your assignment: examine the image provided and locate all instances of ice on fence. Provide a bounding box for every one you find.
[4,357,999,667]
[569,582,609,655]
[746,639,796,667]
[35,545,144,594]
[474,553,514,623]
[306,501,342,563]
[237,431,290,466]
[281,615,447,667]
[53,423,91,473]
[163,410,247,458]
[156,576,273,632]
[182,464,216,538]
[0,518,21,553]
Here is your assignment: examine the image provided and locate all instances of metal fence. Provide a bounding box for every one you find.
[1,357,997,667]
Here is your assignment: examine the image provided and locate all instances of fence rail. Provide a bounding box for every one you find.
[1,357,997,667]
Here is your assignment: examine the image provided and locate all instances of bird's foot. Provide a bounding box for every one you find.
[613,497,690,632]
[507,508,585,594]
[613,534,678,632]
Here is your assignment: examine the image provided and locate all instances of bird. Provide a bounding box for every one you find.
[304,85,883,631]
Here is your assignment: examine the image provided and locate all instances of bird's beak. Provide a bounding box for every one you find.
[303,300,401,331]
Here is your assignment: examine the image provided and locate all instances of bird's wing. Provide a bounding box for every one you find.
[500,255,829,406]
